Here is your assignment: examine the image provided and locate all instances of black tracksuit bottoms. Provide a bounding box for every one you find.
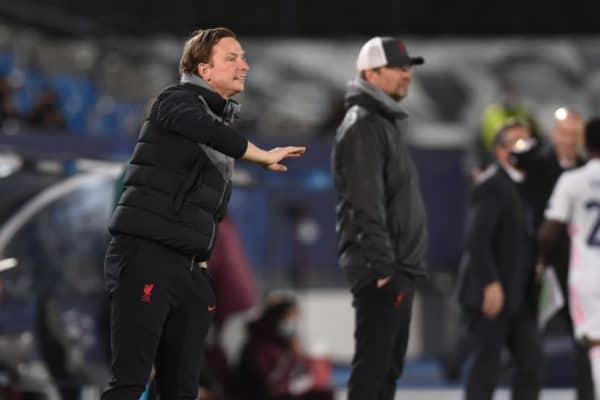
[101,234,216,400]
[348,271,415,400]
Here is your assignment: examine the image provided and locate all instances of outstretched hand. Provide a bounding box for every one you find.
[263,146,306,171]
[242,142,306,171]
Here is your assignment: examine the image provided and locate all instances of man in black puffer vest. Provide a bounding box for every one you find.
[102,27,305,400]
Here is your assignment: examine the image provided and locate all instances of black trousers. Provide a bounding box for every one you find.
[101,234,215,400]
[348,271,415,400]
[465,307,542,400]
[549,307,595,399]
[573,329,595,400]
[555,273,595,400]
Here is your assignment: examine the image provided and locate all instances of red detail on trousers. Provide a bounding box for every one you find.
[394,292,405,308]
[141,284,154,303]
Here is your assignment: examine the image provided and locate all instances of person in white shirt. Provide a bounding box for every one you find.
[539,117,600,398]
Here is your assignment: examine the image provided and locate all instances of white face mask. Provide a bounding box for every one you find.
[277,318,298,338]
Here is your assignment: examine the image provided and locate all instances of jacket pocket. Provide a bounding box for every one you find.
[104,235,140,296]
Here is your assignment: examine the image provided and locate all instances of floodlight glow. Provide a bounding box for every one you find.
[554,107,568,121]
[0,258,18,272]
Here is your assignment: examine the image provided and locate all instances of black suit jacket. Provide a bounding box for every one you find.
[457,165,535,313]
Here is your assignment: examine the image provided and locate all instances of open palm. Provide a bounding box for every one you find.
[264,146,306,171]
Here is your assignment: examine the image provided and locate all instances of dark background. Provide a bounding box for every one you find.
[1,0,599,37]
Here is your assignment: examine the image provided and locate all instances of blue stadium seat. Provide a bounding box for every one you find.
[13,67,46,115]
[0,52,13,75]
[49,74,99,134]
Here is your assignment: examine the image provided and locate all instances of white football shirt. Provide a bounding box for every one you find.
[545,159,600,338]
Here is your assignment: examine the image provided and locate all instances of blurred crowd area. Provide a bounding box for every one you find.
[2,20,600,140]
[0,20,598,400]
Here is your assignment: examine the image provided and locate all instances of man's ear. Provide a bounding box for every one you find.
[197,63,211,81]
[362,69,378,84]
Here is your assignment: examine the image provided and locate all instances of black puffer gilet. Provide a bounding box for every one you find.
[109,84,233,260]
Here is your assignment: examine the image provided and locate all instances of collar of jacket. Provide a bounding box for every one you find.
[344,77,408,121]
[484,163,524,184]
[501,163,525,182]
[180,73,241,124]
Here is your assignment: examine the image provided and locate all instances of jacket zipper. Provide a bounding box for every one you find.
[207,184,227,250]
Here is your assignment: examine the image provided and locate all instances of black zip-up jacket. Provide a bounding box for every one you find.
[332,78,427,293]
[109,78,248,260]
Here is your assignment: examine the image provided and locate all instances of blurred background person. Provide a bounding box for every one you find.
[480,82,539,153]
[198,215,259,400]
[520,108,586,232]
[539,117,600,400]
[458,120,541,400]
[26,86,66,132]
[0,75,20,131]
[234,293,333,400]
[516,108,592,399]
[470,82,539,181]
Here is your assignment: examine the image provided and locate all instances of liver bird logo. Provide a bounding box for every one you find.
[141,283,155,303]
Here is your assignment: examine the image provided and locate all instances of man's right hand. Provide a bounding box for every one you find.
[377,275,392,288]
[264,146,306,171]
[482,281,504,318]
[242,142,306,171]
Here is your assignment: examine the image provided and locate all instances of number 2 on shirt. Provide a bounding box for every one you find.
[585,201,600,247]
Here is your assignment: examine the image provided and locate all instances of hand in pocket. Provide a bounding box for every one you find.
[377,275,392,288]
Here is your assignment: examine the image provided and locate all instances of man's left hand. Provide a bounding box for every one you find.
[376,276,392,288]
